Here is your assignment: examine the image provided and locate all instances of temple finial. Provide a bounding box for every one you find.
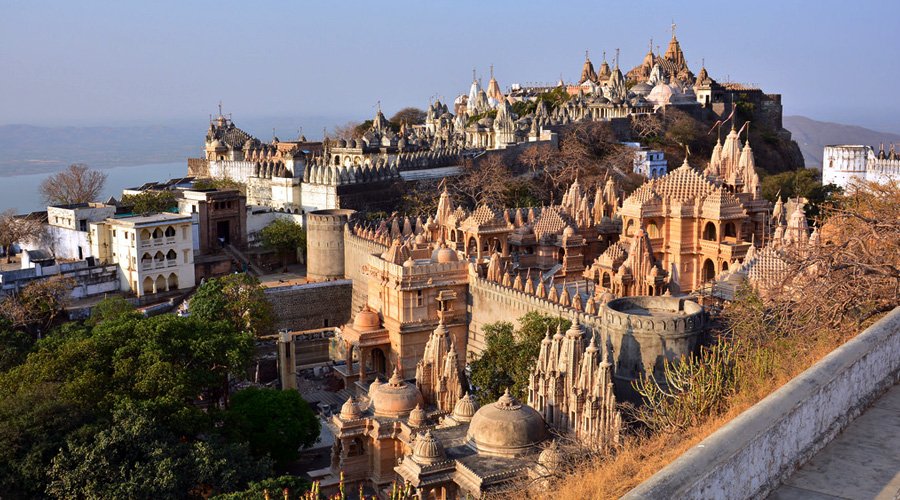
[671,20,677,39]
[490,64,494,79]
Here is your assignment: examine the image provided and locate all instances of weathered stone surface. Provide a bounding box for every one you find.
[624,307,900,500]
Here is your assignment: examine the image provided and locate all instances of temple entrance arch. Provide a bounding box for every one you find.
[371,348,388,377]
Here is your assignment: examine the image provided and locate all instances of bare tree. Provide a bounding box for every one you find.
[40,163,107,205]
[454,154,513,208]
[630,113,664,139]
[0,210,44,263]
[331,121,364,141]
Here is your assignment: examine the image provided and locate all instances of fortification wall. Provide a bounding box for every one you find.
[306,209,354,281]
[625,307,900,500]
[264,280,352,331]
[468,277,704,398]
[188,158,209,177]
[344,230,388,313]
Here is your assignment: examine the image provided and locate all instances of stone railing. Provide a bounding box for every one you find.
[624,307,900,500]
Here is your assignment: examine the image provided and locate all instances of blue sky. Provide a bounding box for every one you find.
[2,0,898,133]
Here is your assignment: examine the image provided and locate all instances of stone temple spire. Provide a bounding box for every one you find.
[580,50,598,84]
[415,316,465,412]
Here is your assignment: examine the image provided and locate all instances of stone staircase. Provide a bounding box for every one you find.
[223,244,265,276]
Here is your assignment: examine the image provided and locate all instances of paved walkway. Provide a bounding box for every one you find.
[769,383,900,500]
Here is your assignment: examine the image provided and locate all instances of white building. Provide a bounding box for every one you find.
[622,142,668,178]
[23,203,117,261]
[822,144,900,189]
[90,213,195,297]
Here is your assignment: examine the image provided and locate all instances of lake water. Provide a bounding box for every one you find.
[0,162,186,213]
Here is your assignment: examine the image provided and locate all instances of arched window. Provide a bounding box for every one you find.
[166,249,177,260]
[602,272,611,289]
[348,437,365,457]
[141,253,152,262]
[155,275,167,293]
[702,259,716,283]
[721,261,729,271]
[703,222,718,241]
[164,226,176,237]
[154,251,164,261]
[557,248,565,264]
[646,221,660,238]
[152,228,162,239]
[142,277,154,294]
[625,219,635,237]
[724,222,736,239]
[141,229,151,240]
[167,273,179,291]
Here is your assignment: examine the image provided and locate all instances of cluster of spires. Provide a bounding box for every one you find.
[529,317,622,449]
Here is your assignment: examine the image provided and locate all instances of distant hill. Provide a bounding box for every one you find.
[783,116,900,169]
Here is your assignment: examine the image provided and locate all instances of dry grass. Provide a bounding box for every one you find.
[543,331,862,499]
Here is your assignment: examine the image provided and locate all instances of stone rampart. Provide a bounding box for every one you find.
[624,307,900,500]
[306,209,355,281]
[468,278,704,399]
[265,279,352,332]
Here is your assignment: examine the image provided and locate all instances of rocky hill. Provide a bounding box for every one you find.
[783,116,900,169]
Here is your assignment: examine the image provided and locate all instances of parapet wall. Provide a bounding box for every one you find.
[624,307,900,500]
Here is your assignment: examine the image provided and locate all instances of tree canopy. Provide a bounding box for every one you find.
[39,164,107,205]
[468,312,569,406]
[259,218,306,268]
[121,190,177,215]
[189,274,274,338]
[0,309,270,497]
[224,387,320,467]
[389,107,426,126]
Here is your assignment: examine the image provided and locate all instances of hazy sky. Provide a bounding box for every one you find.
[3,0,899,133]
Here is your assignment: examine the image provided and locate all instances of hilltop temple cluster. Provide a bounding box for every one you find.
[186,25,787,222]
[294,88,822,496]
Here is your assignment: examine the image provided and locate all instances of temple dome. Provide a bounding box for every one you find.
[340,395,362,420]
[632,81,653,96]
[432,243,459,263]
[452,392,478,422]
[408,404,427,427]
[353,305,381,330]
[371,368,424,418]
[466,390,548,457]
[412,430,445,465]
[537,441,562,472]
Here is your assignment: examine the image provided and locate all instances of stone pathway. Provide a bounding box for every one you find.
[769,383,900,500]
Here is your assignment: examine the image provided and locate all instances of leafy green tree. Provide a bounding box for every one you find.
[87,296,141,326]
[0,313,257,496]
[468,312,568,405]
[47,402,269,499]
[259,218,306,270]
[122,190,177,215]
[761,168,841,221]
[0,319,32,372]
[211,475,311,500]
[190,274,274,338]
[389,107,426,126]
[224,388,320,467]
